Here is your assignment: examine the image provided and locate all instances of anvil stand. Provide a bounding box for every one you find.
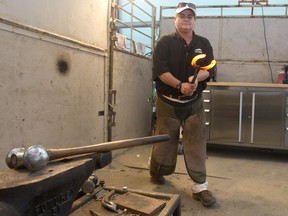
[0,153,181,216]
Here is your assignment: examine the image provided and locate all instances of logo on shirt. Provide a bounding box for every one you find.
[195,48,202,54]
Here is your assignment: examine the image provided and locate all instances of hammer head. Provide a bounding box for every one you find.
[6,145,49,171]
[6,148,26,169]
[23,145,49,171]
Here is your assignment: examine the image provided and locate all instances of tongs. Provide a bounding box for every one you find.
[190,54,216,83]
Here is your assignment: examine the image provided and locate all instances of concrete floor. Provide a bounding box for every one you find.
[94,144,288,216]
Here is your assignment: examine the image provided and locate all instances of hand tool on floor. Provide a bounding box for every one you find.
[6,134,170,171]
[71,180,107,213]
[81,174,98,194]
[101,190,118,213]
[190,54,216,83]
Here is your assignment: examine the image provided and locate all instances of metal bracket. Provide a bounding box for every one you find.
[108,90,117,127]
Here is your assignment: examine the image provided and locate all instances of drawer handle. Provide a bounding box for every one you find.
[250,92,256,144]
[238,92,243,142]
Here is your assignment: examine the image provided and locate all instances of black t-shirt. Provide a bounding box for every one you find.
[153,31,214,97]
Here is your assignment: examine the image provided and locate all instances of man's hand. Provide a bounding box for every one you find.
[181,78,198,96]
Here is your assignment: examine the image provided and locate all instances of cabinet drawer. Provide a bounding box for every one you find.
[203,90,211,100]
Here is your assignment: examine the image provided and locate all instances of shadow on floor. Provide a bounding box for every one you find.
[207,144,288,163]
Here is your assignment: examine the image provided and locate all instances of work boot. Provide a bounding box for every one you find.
[193,190,216,207]
[150,172,166,185]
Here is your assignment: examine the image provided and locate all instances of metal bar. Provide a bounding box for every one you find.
[130,2,133,52]
[112,0,155,55]
[238,92,243,142]
[144,0,155,8]
[0,17,106,53]
[132,1,152,18]
[115,21,154,29]
[251,0,255,16]
[250,92,256,143]
[115,19,152,39]
[161,4,288,17]
[161,4,288,10]
[115,5,152,28]
[216,59,287,64]
[151,5,156,50]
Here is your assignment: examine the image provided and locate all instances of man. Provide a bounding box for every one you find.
[149,2,216,207]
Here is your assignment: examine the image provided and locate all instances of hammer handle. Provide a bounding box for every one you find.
[47,134,169,161]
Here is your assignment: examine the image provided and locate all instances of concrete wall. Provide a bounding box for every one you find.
[0,0,154,171]
[159,17,288,83]
[0,0,109,171]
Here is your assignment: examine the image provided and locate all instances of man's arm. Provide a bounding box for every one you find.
[159,72,181,89]
[188,70,210,83]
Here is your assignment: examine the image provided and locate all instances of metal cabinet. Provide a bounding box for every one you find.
[204,85,287,149]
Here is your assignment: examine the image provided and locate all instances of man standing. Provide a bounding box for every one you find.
[149,2,216,207]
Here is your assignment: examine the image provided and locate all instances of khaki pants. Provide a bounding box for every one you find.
[150,95,207,183]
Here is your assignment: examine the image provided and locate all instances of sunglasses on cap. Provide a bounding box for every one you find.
[177,2,196,10]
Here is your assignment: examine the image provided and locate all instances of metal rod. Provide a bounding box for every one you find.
[191,68,200,84]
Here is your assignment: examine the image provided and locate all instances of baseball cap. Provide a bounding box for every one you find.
[175,2,196,16]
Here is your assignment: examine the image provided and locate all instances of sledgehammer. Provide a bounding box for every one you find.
[6,134,170,171]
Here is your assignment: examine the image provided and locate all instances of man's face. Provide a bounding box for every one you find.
[175,9,195,32]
